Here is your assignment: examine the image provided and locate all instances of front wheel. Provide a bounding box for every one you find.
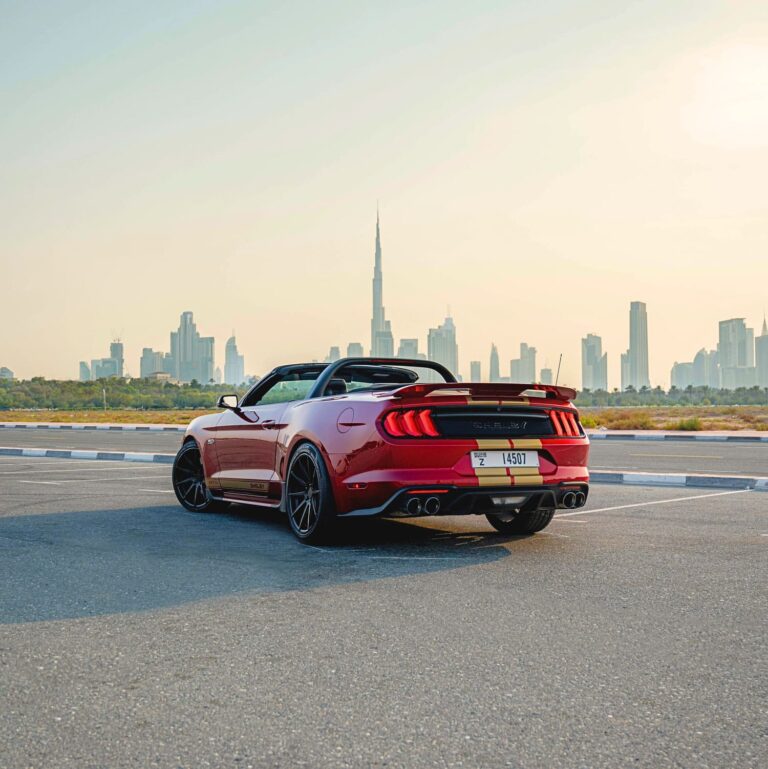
[172,441,228,513]
[286,443,336,543]
[486,508,555,535]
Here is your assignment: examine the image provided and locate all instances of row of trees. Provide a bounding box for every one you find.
[575,385,768,407]
[0,378,248,411]
[1,378,766,410]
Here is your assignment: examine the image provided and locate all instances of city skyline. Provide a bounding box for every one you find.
[56,214,768,391]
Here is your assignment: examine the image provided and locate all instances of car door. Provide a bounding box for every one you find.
[211,395,288,501]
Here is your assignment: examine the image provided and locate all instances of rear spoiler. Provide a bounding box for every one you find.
[387,382,578,402]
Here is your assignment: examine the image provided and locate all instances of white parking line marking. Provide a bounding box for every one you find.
[18,480,62,485]
[0,466,169,475]
[555,489,751,518]
[14,475,171,485]
[138,489,174,493]
[629,453,722,459]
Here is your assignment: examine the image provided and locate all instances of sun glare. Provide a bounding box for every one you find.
[683,44,768,149]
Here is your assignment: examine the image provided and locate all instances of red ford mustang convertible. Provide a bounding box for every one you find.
[172,358,589,542]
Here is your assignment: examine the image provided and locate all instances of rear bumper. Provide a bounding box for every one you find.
[340,482,589,518]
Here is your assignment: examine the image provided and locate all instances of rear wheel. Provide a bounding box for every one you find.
[286,443,336,543]
[486,508,555,535]
[172,441,228,513]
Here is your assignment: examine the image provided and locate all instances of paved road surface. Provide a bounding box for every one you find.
[1,455,766,768]
[1,427,767,475]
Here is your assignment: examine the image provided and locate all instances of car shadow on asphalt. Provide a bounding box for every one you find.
[0,503,531,624]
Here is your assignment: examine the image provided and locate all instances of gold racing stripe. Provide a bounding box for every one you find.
[511,473,543,485]
[510,438,542,450]
[475,439,513,450]
[477,474,513,486]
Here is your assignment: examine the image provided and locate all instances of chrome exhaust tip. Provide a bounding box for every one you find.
[575,492,586,507]
[562,492,577,509]
[423,496,441,515]
[406,497,423,515]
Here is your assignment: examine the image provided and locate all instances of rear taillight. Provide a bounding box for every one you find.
[549,409,581,437]
[383,409,440,438]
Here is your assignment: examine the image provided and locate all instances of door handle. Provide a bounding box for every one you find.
[261,419,276,427]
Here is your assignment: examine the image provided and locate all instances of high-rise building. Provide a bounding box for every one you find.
[692,349,719,388]
[718,318,756,388]
[167,311,215,383]
[540,368,553,385]
[0,366,15,380]
[670,361,694,389]
[140,348,166,378]
[754,317,768,388]
[622,301,650,390]
[489,344,500,383]
[470,361,481,382]
[346,342,364,358]
[370,210,394,357]
[90,357,119,379]
[620,351,630,391]
[110,341,124,378]
[397,338,423,359]
[224,336,246,385]
[581,334,608,391]
[214,367,222,385]
[79,361,91,381]
[325,346,341,363]
[428,316,458,377]
[510,343,536,382]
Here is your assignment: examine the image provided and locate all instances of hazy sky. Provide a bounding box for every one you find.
[2,0,767,388]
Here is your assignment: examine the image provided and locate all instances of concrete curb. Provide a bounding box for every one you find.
[0,422,185,432]
[590,470,768,491]
[587,432,768,442]
[0,447,174,464]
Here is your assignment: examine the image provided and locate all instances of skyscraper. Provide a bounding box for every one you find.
[510,343,536,382]
[428,316,458,377]
[325,346,341,363]
[224,336,245,385]
[140,348,165,378]
[692,348,719,388]
[489,344,500,383]
[470,361,481,382]
[110,341,124,378]
[397,338,423,359]
[169,311,215,383]
[718,318,756,388]
[370,210,394,357]
[581,333,608,391]
[756,317,768,388]
[346,342,364,358]
[627,301,650,389]
[79,361,91,381]
[540,368,553,385]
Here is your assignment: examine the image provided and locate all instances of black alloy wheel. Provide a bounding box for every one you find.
[286,443,335,542]
[485,508,555,535]
[172,441,227,513]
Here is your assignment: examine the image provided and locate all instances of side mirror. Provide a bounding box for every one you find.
[217,394,239,410]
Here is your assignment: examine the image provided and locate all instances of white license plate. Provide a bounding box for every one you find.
[470,450,539,469]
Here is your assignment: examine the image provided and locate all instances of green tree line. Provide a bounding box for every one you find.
[0,378,249,411]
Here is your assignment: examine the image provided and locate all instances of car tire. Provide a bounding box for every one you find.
[172,441,229,513]
[485,508,555,535]
[285,443,336,543]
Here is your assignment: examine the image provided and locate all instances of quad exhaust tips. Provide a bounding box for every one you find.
[575,491,586,507]
[423,496,441,515]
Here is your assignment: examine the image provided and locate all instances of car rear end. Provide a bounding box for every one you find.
[337,383,589,518]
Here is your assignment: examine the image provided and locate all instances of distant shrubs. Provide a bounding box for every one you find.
[664,417,702,431]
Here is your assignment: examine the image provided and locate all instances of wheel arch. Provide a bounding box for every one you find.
[280,436,338,513]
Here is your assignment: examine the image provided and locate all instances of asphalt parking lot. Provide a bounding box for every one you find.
[1,455,766,769]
